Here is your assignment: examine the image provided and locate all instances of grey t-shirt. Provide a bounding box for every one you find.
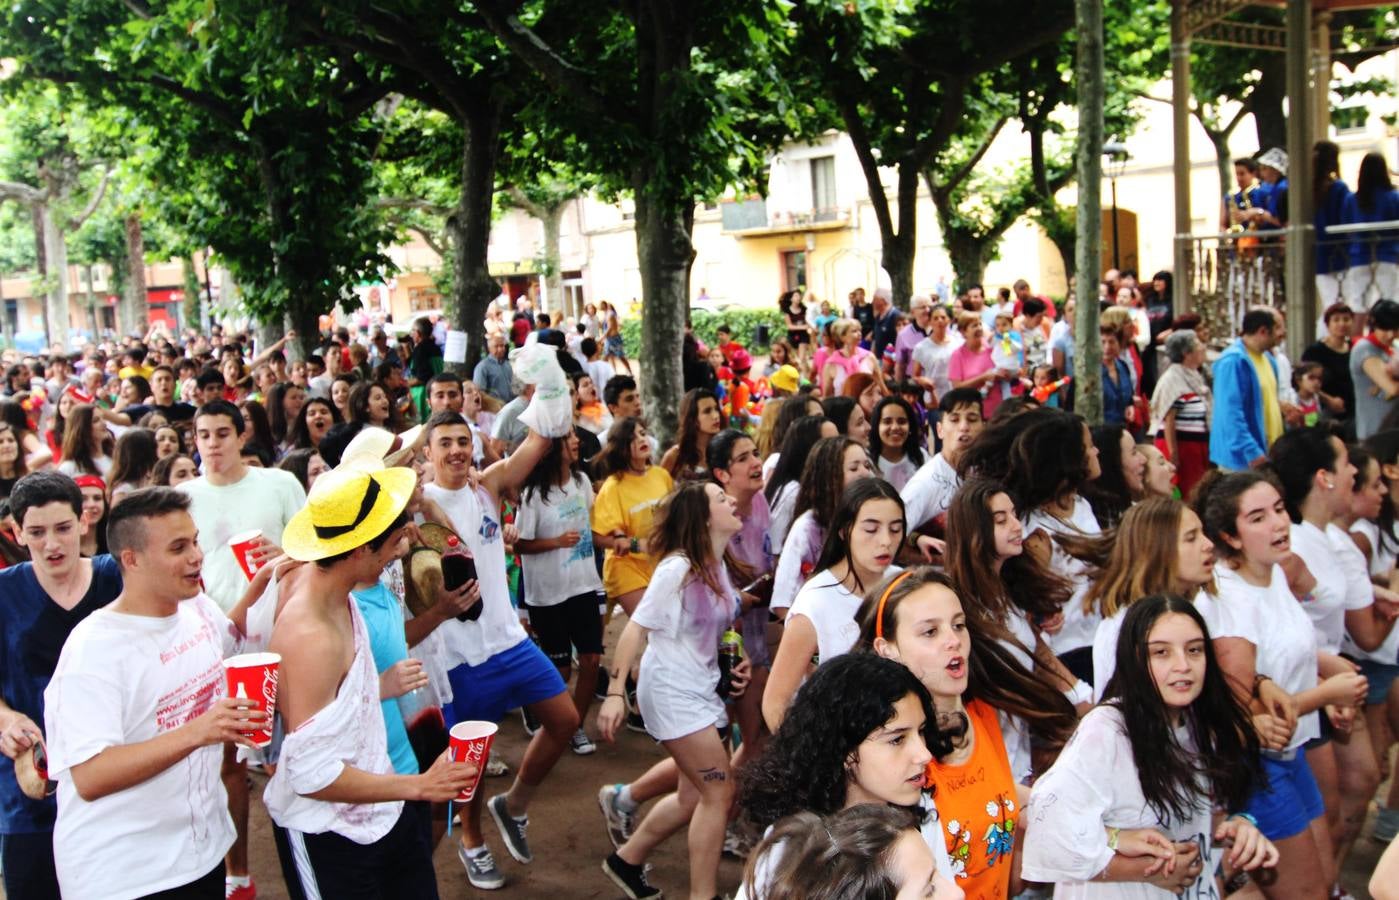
[1350,339,1394,439]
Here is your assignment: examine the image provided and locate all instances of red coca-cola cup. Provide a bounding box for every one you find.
[447,720,497,801]
[223,652,281,748]
[228,529,264,581]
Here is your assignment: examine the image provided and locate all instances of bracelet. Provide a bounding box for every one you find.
[1251,674,1271,698]
[1228,812,1259,828]
[606,692,625,699]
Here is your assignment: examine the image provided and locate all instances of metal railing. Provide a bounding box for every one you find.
[1184,220,1399,341]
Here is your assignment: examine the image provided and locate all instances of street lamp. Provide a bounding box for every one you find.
[1103,141,1130,272]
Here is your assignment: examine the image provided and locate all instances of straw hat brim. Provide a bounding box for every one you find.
[281,467,418,561]
[415,521,462,555]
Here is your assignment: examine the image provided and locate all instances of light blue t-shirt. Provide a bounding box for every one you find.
[351,582,419,776]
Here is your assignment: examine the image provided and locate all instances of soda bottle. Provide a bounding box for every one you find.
[717,628,743,700]
[440,536,483,621]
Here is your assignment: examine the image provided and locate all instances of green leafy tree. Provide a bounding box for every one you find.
[469,0,797,442]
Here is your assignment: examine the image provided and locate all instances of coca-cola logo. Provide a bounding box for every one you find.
[260,667,279,717]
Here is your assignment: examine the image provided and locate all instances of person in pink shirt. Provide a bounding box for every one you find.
[947,315,1015,419]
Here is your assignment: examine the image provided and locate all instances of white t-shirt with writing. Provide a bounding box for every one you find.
[900,454,959,532]
[422,482,527,668]
[45,595,240,900]
[516,474,605,606]
[180,467,307,613]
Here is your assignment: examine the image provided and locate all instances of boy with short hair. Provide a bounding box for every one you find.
[0,473,124,899]
[899,388,986,533]
[44,488,266,900]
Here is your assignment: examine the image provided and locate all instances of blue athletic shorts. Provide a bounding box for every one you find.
[445,638,567,727]
[1245,752,1325,841]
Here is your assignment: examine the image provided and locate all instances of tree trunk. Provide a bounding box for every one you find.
[0,274,11,348]
[181,257,202,332]
[83,264,99,339]
[1073,0,1104,424]
[945,234,990,295]
[541,202,565,320]
[122,213,148,338]
[448,102,504,375]
[632,180,692,448]
[1250,56,1287,153]
[40,205,70,351]
[1207,129,1232,219]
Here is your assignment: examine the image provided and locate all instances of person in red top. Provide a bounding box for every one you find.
[1011,279,1056,320]
[860,568,1077,900]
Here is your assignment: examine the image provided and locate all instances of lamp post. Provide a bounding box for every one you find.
[1103,141,1130,272]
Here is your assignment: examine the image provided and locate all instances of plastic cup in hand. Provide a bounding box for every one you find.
[447,720,497,801]
[228,530,264,581]
[223,652,281,747]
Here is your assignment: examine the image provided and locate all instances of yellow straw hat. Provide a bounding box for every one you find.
[281,465,418,561]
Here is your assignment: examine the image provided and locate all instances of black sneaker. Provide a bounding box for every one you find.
[487,794,533,864]
[520,706,541,737]
[594,668,611,701]
[625,677,646,733]
[602,852,661,899]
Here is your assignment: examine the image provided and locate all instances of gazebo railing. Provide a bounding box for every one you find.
[1183,220,1399,342]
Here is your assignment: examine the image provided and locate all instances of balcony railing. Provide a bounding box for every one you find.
[1183,220,1398,343]
[719,199,850,235]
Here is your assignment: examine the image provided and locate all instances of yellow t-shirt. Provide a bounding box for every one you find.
[591,465,674,597]
[1248,349,1284,447]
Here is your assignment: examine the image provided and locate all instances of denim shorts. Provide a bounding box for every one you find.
[1356,658,1399,707]
[1244,752,1325,841]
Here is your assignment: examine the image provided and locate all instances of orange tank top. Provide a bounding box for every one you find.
[923,699,1017,900]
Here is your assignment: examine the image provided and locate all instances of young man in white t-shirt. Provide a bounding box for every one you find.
[422,411,581,890]
[268,466,475,899]
[179,400,306,899]
[900,388,985,534]
[43,488,266,900]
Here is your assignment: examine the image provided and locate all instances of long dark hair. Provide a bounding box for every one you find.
[795,436,867,530]
[60,404,111,476]
[868,396,925,467]
[1192,469,1283,562]
[743,805,921,900]
[958,407,1094,512]
[813,479,906,595]
[266,382,294,445]
[106,427,159,497]
[521,434,584,504]
[738,653,945,829]
[1314,140,1341,207]
[1100,594,1263,821]
[1364,429,1399,556]
[1082,424,1137,529]
[857,567,1077,752]
[649,480,727,597]
[944,478,1068,630]
[1265,426,1342,523]
[822,395,859,435]
[286,397,341,451]
[1356,151,1395,214]
[764,414,829,504]
[596,416,647,482]
[665,388,720,478]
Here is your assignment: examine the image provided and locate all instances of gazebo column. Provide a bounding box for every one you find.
[1313,10,1333,141]
[1284,0,1316,355]
[1172,0,1193,313]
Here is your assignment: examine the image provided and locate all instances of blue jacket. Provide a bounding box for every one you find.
[1209,338,1277,471]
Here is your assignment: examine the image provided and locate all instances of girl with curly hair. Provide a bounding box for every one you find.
[737,652,955,899]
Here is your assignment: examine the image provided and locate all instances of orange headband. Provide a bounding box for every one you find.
[873,570,916,641]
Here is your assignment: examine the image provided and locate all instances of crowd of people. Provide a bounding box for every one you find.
[0,269,1398,900]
